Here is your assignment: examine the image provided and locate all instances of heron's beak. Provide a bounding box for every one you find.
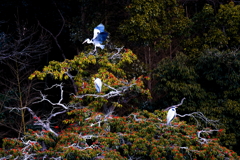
[82,40,86,44]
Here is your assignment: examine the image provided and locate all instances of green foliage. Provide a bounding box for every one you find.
[195,49,240,148]
[216,2,240,47]
[196,49,240,92]
[119,0,191,49]
[154,53,205,108]
[68,0,129,44]
[154,49,240,151]
[29,49,151,112]
[0,109,239,159]
[184,2,240,59]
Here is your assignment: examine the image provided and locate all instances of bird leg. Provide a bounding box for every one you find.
[92,47,98,55]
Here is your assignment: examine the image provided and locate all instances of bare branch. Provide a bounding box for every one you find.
[0,21,51,64]
[33,83,68,109]
[164,97,186,111]
[164,98,219,128]
[129,113,144,122]
[176,112,220,128]
[74,82,136,99]
[37,3,66,60]
[5,106,59,136]
[109,46,124,59]
[4,83,72,137]
[163,98,220,146]
[197,129,219,144]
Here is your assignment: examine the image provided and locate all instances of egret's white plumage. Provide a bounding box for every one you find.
[83,24,108,51]
[166,106,177,126]
[164,98,186,126]
[94,78,102,93]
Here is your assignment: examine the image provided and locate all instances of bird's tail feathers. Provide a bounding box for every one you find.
[99,45,105,49]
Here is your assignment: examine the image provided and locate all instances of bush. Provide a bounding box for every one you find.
[0,109,239,159]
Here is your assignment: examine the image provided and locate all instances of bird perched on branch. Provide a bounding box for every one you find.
[83,24,108,52]
[166,106,177,126]
[165,98,186,126]
[94,78,102,93]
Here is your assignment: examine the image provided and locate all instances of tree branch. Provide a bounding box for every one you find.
[37,3,66,60]
[4,83,72,137]
[164,97,186,111]
[176,112,219,128]
[74,82,136,99]
[197,129,219,144]
[33,83,68,109]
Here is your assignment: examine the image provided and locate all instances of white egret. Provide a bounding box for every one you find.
[83,24,108,51]
[165,97,186,126]
[94,78,102,93]
[166,106,177,126]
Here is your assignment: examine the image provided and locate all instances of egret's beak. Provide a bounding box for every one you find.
[82,40,87,44]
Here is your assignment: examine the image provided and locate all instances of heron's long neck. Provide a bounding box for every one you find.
[87,39,93,44]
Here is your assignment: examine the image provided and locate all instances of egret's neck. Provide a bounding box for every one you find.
[85,39,93,44]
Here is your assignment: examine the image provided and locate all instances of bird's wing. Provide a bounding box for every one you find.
[98,79,102,88]
[95,24,105,32]
[93,24,105,40]
[95,32,108,44]
[95,83,100,92]
[167,110,173,122]
[94,78,102,92]
[96,78,102,87]
[98,45,105,49]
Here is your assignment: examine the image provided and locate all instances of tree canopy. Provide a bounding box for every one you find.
[1,0,240,158]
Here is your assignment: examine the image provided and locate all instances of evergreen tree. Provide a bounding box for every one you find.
[154,49,240,153]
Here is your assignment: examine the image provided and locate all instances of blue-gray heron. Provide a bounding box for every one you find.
[83,24,108,51]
